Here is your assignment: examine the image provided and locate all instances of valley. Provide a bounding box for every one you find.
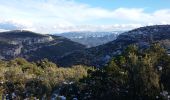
[1,0,170,99]
[56,31,123,48]
[1,25,170,100]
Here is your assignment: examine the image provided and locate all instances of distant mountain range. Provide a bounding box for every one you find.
[55,31,124,47]
[1,25,170,67]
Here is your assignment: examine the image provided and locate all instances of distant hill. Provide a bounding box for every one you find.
[0,30,85,63]
[55,31,123,47]
[57,25,170,67]
[1,25,170,67]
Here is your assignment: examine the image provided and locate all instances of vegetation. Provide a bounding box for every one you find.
[0,58,89,99]
[1,43,170,100]
[75,44,170,100]
[56,44,169,100]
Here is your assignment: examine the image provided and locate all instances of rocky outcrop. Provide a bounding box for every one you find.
[0,30,85,61]
[0,31,55,59]
[21,36,54,45]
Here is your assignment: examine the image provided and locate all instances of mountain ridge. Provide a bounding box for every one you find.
[1,25,170,67]
[56,31,124,47]
[0,30,86,62]
[57,25,170,67]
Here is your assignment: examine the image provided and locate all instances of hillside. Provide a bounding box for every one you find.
[0,30,85,62]
[58,25,170,67]
[1,25,170,67]
[1,26,170,100]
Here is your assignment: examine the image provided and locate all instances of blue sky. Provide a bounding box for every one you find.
[0,0,170,33]
[77,0,170,12]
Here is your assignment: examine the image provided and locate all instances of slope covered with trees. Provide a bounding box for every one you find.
[77,44,169,100]
[58,25,170,67]
[1,44,170,100]
[0,58,90,99]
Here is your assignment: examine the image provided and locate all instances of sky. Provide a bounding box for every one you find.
[0,0,170,33]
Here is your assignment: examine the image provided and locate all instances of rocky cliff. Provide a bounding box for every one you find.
[0,30,85,62]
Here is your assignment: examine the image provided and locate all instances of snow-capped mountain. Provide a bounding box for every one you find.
[55,31,124,47]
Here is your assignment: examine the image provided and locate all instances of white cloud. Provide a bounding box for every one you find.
[0,19,34,31]
[52,24,143,33]
[152,9,170,23]
[0,0,170,33]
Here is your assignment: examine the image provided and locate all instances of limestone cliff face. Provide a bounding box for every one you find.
[7,36,53,45]
[21,36,54,45]
[0,30,85,61]
[0,31,54,59]
[0,44,21,59]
